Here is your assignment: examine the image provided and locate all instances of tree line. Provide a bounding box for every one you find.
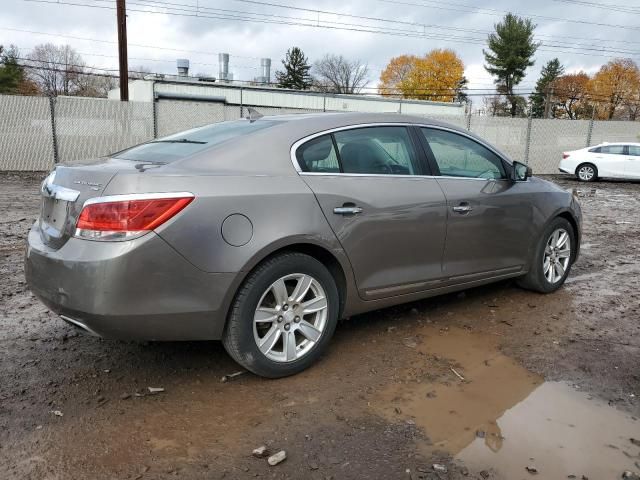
[379,12,640,120]
[1,15,640,121]
[0,43,370,97]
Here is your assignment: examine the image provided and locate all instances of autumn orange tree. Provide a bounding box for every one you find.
[553,72,591,120]
[379,49,466,102]
[378,54,417,96]
[589,58,640,120]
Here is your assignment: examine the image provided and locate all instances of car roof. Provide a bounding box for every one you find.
[175,112,511,175]
[595,142,640,146]
[256,111,461,130]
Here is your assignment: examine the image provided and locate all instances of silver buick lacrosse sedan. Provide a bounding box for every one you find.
[26,112,581,377]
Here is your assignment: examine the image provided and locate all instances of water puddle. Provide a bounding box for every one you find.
[374,327,640,478]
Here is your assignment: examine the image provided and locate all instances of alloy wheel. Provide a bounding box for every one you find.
[543,228,571,284]
[578,165,595,181]
[253,273,328,363]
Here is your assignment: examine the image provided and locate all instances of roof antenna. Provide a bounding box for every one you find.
[245,107,264,122]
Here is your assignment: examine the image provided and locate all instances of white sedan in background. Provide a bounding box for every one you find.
[559,142,640,182]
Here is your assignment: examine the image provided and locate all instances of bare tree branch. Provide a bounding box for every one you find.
[313,54,369,94]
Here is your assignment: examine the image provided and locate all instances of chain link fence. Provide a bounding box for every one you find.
[0,95,55,171]
[55,97,155,164]
[1,93,639,173]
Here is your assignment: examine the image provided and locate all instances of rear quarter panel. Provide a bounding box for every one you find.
[102,173,348,274]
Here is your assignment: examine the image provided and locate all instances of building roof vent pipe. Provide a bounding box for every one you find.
[219,53,229,82]
[260,57,271,84]
[176,58,189,77]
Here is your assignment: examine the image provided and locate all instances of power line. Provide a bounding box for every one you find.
[15,58,638,104]
[21,0,640,58]
[373,0,640,32]
[552,0,640,14]
[0,26,262,60]
[98,0,640,55]
[145,0,640,53]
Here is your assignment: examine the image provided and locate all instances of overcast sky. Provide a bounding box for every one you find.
[2,0,639,101]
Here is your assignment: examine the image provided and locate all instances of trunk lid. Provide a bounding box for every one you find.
[38,158,146,249]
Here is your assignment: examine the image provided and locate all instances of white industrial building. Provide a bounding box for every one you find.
[108,55,466,117]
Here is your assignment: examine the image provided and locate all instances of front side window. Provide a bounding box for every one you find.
[627,145,640,156]
[296,135,340,173]
[600,145,625,155]
[421,128,506,179]
[333,126,418,175]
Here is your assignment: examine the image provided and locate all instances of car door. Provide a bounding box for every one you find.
[625,145,640,179]
[418,127,535,281]
[597,145,628,177]
[294,125,448,300]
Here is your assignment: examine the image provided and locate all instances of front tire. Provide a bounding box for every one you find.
[517,217,575,293]
[576,163,598,182]
[222,252,339,378]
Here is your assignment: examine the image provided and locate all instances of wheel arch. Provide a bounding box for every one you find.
[575,161,598,179]
[222,239,354,331]
[540,208,581,263]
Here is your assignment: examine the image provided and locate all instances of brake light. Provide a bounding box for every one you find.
[562,153,570,159]
[75,194,194,241]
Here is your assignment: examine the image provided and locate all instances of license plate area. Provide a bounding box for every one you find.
[41,197,69,239]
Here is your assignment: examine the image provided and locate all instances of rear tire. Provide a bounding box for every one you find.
[222,252,339,378]
[576,163,598,182]
[517,217,575,293]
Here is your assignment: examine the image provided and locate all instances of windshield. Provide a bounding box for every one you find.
[114,119,282,163]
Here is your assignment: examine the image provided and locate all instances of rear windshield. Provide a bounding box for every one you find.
[114,119,281,163]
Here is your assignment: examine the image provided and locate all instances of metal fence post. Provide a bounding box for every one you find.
[586,108,595,147]
[240,87,244,118]
[48,96,59,164]
[466,111,472,131]
[323,93,326,112]
[398,98,402,114]
[524,110,533,165]
[152,81,158,138]
[152,100,158,138]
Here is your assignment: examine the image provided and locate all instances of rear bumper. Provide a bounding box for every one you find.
[24,224,238,340]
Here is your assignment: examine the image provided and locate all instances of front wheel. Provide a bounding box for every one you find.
[517,217,575,293]
[222,252,339,378]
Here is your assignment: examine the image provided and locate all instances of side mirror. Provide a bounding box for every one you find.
[513,161,532,181]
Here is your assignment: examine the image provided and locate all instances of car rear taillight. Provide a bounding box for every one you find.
[75,193,194,241]
[562,153,570,159]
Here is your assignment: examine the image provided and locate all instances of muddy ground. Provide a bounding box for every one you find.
[0,173,639,480]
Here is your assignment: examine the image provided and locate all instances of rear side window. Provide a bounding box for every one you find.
[296,135,340,173]
[600,145,625,155]
[627,146,640,156]
[421,128,506,179]
[115,119,281,163]
[333,126,418,175]
[588,147,601,153]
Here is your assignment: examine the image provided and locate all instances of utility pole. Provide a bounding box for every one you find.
[116,0,129,101]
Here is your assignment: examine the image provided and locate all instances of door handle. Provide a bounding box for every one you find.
[452,203,473,214]
[333,205,363,215]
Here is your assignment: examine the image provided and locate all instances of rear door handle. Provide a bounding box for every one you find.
[452,203,473,214]
[333,206,363,215]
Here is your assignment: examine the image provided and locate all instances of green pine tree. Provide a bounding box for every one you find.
[530,58,565,118]
[275,47,312,90]
[0,45,25,94]
[484,13,540,117]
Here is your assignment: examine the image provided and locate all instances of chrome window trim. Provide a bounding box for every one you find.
[82,191,195,208]
[289,122,513,181]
